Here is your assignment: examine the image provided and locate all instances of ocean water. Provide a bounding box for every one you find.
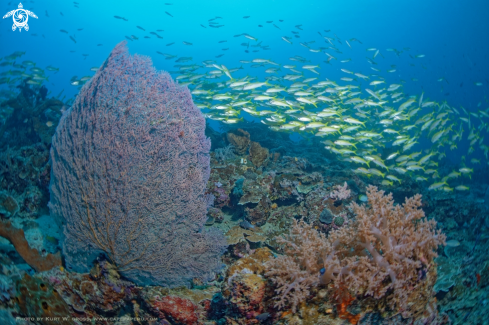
[0,0,488,324]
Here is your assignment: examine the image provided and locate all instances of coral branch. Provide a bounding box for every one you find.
[0,220,61,272]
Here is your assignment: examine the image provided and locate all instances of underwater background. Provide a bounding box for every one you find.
[0,0,488,324]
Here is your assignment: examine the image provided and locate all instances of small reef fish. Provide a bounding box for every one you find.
[446,239,460,247]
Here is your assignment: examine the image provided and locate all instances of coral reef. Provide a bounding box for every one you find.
[0,80,64,147]
[142,282,219,324]
[10,260,143,323]
[0,87,481,325]
[0,143,50,219]
[49,42,226,287]
[423,188,489,324]
[226,272,266,319]
[222,248,275,323]
[0,192,19,218]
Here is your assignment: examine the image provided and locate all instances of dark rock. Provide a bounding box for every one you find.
[319,208,333,224]
[239,219,254,230]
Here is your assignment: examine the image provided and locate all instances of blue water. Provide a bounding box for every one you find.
[0,0,487,173]
[1,0,488,104]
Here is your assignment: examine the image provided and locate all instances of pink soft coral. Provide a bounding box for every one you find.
[328,186,446,313]
[330,181,351,200]
[266,186,446,316]
[265,219,331,312]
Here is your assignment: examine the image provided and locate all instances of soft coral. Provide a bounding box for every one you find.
[266,185,446,318]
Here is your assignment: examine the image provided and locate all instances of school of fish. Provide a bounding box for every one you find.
[0,9,487,193]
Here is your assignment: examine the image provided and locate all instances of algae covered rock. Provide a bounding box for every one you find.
[15,274,72,325]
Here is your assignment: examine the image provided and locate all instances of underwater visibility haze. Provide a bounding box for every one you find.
[0,0,488,324]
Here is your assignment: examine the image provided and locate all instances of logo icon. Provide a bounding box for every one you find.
[3,3,38,32]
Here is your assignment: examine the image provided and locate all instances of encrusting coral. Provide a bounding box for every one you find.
[266,185,446,318]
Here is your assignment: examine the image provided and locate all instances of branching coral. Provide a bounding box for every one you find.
[0,220,62,272]
[266,186,446,317]
[265,219,331,312]
[214,145,236,163]
[329,182,351,200]
[328,186,446,314]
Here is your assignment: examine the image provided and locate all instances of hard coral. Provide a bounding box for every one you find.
[153,295,199,325]
[248,141,269,168]
[226,129,250,155]
[223,248,274,322]
[0,193,19,217]
[245,197,271,226]
[225,225,266,246]
[227,273,266,318]
[226,248,273,278]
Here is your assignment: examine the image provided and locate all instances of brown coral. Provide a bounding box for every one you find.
[225,225,266,245]
[226,129,250,155]
[0,220,62,272]
[249,141,269,168]
[0,193,19,217]
[245,197,271,226]
[226,247,273,278]
[223,248,273,321]
[227,273,266,318]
